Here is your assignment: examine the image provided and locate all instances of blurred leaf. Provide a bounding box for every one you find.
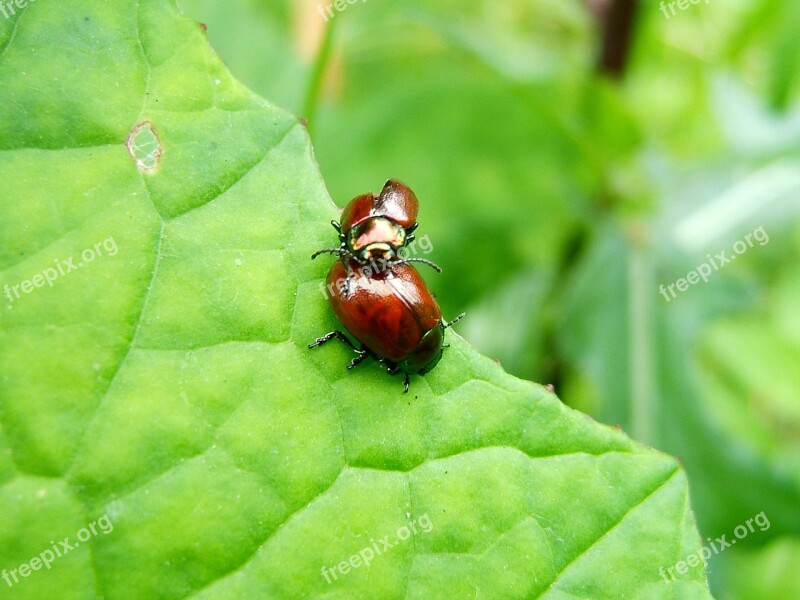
[724,0,800,112]
[711,75,800,156]
[460,266,555,378]
[180,0,306,113]
[722,537,800,600]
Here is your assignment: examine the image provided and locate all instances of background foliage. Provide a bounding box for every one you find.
[179,0,800,597]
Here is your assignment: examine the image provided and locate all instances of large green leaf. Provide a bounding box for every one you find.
[0,1,711,598]
[177,2,800,598]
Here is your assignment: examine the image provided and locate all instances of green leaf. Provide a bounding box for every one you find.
[0,1,711,598]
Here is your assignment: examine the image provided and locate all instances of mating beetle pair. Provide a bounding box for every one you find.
[309,180,463,393]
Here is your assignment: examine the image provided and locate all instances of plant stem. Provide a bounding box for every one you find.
[302,16,336,134]
[596,0,639,79]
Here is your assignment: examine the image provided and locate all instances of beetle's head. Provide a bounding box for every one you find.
[347,216,408,263]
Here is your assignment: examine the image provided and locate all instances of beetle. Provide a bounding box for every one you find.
[311,179,440,274]
[309,257,464,393]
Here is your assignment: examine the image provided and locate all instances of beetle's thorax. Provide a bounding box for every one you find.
[348,217,406,262]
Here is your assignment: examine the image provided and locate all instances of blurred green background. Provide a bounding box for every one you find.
[178,0,800,597]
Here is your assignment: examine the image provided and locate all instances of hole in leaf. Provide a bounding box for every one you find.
[126,121,162,173]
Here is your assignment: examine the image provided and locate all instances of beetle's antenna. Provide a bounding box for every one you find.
[396,258,442,273]
[311,247,343,259]
[443,313,465,329]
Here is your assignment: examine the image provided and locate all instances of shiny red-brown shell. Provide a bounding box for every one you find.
[326,260,441,366]
[339,179,419,233]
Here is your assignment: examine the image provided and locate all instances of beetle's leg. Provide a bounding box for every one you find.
[379,361,409,392]
[310,333,372,372]
[332,220,349,245]
[382,360,399,375]
[340,255,354,277]
[308,330,359,351]
[339,250,370,296]
[443,313,465,329]
[382,362,410,392]
[404,223,419,245]
[395,258,442,273]
[347,348,369,370]
[337,246,364,270]
[338,256,358,291]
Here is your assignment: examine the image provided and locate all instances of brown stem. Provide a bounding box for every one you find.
[595,0,639,79]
